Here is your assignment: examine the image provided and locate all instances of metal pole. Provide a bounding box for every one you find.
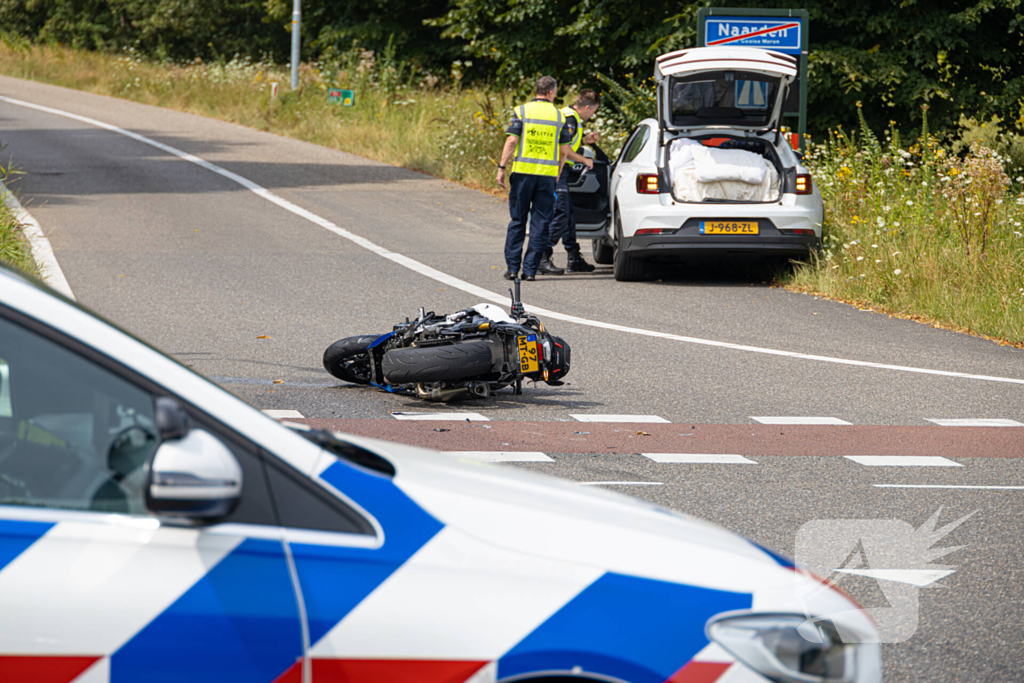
[290,0,301,89]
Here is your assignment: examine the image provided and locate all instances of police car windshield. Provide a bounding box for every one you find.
[669,71,780,128]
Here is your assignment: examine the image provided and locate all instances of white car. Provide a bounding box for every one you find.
[0,263,878,683]
[571,47,824,281]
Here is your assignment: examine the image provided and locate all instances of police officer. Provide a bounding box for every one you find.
[496,76,573,281]
[540,89,602,274]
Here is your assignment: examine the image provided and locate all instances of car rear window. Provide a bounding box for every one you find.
[669,71,781,128]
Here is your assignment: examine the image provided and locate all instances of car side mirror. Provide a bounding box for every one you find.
[146,428,242,522]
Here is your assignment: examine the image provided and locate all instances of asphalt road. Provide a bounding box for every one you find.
[2,75,1023,681]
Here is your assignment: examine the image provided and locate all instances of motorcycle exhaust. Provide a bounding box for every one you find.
[416,383,472,402]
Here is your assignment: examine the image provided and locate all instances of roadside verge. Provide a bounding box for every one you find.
[0,180,74,299]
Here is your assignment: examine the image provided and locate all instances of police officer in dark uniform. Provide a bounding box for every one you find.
[496,76,574,281]
[540,90,602,274]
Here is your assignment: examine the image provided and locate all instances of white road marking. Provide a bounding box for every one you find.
[8,94,1023,387]
[441,451,553,462]
[0,180,74,299]
[751,416,853,425]
[642,453,757,464]
[570,414,671,423]
[578,481,665,487]
[391,412,489,421]
[261,409,304,419]
[926,418,1024,427]
[845,455,962,467]
[875,484,1024,490]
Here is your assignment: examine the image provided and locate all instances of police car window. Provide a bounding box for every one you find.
[0,316,158,514]
[621,126,651,164]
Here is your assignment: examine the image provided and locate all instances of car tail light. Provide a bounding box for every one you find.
[636,174,659,194]
[795,174,813,195]
[635,228,676,236]
[778,228,816,236]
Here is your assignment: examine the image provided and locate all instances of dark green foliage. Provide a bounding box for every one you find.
[1,0,1021,136]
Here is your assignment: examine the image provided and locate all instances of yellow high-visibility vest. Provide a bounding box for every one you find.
[511,101,563,177]
[561,107,583,154]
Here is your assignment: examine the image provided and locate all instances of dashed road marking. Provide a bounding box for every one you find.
[441,451,553,462]
[642,453,757,464]
[6,94,1023,387]
[391,412,490,421]
[751,416,853,425]
[570,414,671,423]
[926,418,1024,427]
[845,455,962,467]
[874,484,1024,490]
[262,409,304,419]
[578,482,665,487]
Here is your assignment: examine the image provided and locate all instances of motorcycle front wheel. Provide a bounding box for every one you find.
[323,335,381,384]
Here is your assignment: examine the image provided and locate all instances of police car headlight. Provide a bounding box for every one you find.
[706,613,856,683]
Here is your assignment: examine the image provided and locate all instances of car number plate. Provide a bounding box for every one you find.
[700,221,758,235]
[517,335,540,374]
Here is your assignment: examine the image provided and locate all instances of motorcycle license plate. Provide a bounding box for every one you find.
[699,220,758,235]
[517,335,540,374]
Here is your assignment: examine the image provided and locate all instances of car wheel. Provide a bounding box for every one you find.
[592,237,614,265]
[612,206,645,282]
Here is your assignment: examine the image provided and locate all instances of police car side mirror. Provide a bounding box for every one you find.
[146,429,242,522]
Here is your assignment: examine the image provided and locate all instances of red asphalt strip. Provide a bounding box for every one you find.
[295,420,1024,458]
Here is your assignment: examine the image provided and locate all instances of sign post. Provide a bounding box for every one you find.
[697,8,809,151]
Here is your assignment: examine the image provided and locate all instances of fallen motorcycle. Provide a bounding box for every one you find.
[323,280,570,401]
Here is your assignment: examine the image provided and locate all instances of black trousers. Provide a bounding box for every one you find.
[504,173,556,275]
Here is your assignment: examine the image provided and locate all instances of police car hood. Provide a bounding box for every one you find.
[339,434,792,593]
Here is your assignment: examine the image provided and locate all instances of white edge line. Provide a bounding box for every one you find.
[874,484,1024,490]
[6,94,1022,386]
[0,178,74,299]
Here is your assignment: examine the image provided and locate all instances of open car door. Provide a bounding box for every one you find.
[568,144,611,240]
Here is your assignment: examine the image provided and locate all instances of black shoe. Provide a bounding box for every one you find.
[503,270,518,280]
[566,255,595,273]
[522,273,536,281]
[537,257,564,275]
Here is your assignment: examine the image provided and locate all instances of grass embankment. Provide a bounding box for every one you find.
[783,110,1024,345]
[0,41,1021,344]
[0,166,37,276]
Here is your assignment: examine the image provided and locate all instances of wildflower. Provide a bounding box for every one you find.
[894,269,902,275]
[875,259,881,263]
[906,200,913,206]
[876,217,886,227]
[857,256,864,261]
[894,222,900,228]
[871,244,878,248]
[892,251,901,256]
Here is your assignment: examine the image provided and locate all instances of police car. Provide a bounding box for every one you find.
[568,47,825,281]
[0,263,879,683]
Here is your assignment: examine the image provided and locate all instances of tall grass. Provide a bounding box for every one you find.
[785,106,1024,344]
[0,158,37,276]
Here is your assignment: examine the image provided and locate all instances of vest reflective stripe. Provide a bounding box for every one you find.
[512,101,563,177]
[562,107,583,153]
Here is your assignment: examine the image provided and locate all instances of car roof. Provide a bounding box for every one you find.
[654,46,797,82]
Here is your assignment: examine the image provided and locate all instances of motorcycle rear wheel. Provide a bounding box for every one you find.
[323,335,380,384]
[382,341,493,384]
